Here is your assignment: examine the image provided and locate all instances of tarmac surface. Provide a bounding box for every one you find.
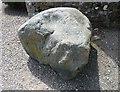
[1,2,119,90]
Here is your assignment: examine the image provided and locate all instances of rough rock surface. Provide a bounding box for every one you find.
[18,7,92,80]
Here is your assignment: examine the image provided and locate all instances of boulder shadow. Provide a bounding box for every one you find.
[27,45,100,90]
[94,28,119,65]
[2,3,27,17]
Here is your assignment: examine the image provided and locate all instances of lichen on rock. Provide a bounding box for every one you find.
[18,7,92,80]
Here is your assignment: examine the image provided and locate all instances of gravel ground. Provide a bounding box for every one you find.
[1,3,119,90]
[0,1,2,91]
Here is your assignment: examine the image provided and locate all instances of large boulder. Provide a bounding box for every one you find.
[18,7,92,80]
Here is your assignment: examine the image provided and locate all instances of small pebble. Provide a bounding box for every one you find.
[75,88,79,91]
[85,11,88,14]
[94,28,99,31]
[108,70,111,73]
[95,7,99,10]
[103,5,108,10]
[106,76,109,80]
[46,87,49,90]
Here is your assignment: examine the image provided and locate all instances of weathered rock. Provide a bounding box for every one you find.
[18,7,92,80]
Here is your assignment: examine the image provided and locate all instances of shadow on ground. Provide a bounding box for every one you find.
[95,28,119,65]
[2,3,27,17]
[27,46,100,90]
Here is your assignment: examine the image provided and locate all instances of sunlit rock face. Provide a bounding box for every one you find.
[18,7,92,80]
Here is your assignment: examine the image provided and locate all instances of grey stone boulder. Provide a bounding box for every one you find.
[18,7,92,80]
